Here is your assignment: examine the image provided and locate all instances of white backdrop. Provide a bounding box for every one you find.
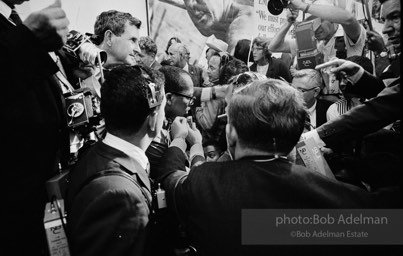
[16,0,149,37]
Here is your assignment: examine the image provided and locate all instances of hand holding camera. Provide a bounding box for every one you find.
[286,8,299,24]
[186,117,202,146]
[24,0,70,51]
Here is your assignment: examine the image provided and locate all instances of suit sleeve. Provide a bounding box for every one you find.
[1,23,58,80]
[277,60,292,83]
[317,80,400,148]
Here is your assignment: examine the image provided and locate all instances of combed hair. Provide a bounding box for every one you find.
[228,79,307,154]
[292,69,323,89]
[94,10,141,45]
[101,65,164,134]
[252,36,272,59]
[219,57,249,85]
[159,65,192,93]
[139,36,158,55]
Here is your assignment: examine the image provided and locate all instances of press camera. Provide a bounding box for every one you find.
[295,18,324,69]
[63,30,107,66]
[267,0,290,15]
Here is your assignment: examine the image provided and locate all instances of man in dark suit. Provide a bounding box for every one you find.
[0,1,69,255]
[167,42,204,88]
[291,69,333,129]
[66,65,166,256]
[155,79,374,256]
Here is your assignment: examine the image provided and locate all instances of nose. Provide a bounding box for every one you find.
[133,42,140,53]
[382,20,393,36]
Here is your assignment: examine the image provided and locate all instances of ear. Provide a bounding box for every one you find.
[148,110,159,132]
[165,93,174,105]
[313,87,321,97]
[226,123,238,148]
[104,30,113,46]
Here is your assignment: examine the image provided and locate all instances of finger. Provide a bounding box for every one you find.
[315,59,345,70]
[327,64,349,74]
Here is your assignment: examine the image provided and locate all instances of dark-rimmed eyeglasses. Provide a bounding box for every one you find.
[170,91,195,106]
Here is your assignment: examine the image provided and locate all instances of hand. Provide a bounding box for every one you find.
[288,0,306,11]
[215,85,228,99]
[315,58,362,77]
[170,117,188,140]
[286,8,299,24]
[366,30,386,53]
[23,0,69,51]
[186,120,202,145]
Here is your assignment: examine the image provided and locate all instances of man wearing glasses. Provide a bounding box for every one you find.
[146,66,196,175]
[292,69,332,130]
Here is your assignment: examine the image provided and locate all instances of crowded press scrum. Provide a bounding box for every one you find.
[1,0,400,255]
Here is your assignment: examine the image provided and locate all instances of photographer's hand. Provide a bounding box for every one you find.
[24,0,69,52]
[170,117,188,140]
[366,30,386,53]
[186,121,202,146]
[286,8,299,24]
[315,58,362,77]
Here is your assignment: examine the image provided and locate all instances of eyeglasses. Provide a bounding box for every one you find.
[294,86,319,93]
[170,91,196,106]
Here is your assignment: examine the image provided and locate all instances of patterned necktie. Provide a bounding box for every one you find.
[9,9,22,25]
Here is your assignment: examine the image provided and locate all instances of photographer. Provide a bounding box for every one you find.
[0,0,70,255]
[269,0,366,95]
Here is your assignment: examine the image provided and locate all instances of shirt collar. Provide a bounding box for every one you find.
[308,100,317,114]
[103,132,149,171]
[0,1,12,21]
[183,62,189,72]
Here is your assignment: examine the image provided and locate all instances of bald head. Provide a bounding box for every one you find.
[167,43,189,68]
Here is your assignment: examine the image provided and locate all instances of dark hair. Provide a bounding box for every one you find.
[219,57,249,85]
[252,37,272,60]
[159,65,192,93]
[346,55,374,74]
[101,65,164,134]
[202,138,222,150]
[139,36,158,55]
[234,39,254,64]
[94,10,141,45]
[228,79,307,154]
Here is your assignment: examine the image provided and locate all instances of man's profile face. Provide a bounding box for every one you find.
[140,49,155,67]
[166,73,194,119]
[207,55,220,82]
[167,44,182,67]
[109,22,140,66]
[381,0,401,52]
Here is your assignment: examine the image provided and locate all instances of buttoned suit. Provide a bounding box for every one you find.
[1,11,68,255]
[155,146,374,256]
[66,141,152,256]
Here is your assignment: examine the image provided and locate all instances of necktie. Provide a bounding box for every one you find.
[9,9,22,25]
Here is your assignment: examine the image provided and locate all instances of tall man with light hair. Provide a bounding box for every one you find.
[167,42,204,88]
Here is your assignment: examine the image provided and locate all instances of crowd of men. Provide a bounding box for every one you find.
[1,0,401,255]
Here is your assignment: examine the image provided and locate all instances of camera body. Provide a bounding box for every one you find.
[64,87,96,129]
[295,18,324,69]
[267,0,290,15]
[63,30,107,66]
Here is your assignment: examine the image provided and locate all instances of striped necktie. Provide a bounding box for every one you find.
[9,9,22,25]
